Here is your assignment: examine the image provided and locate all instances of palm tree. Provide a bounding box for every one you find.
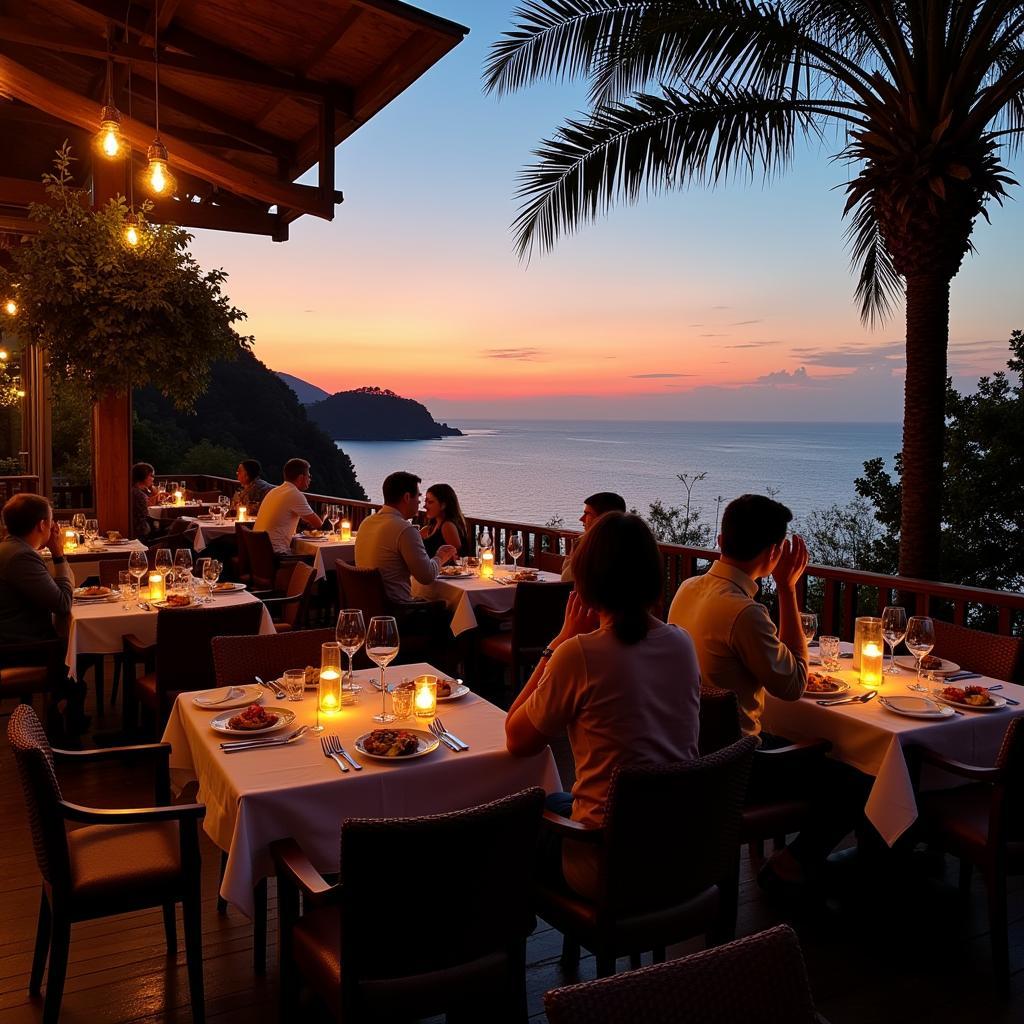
[485,1,1023,582]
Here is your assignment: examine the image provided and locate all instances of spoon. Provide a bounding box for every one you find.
[255,674,285,700]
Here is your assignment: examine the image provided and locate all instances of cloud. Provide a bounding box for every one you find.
[731,319,763,326]
[482,347,545,361]
[712,304,733,309]
[700,332,728,337]
[630,372,694,379]
[726,340,780,349]
[789,341,903,369]
[755,366,816,387]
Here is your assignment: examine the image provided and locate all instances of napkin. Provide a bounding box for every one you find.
[195,686,244,706]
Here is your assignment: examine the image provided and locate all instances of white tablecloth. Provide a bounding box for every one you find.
[183,518,237,549]
[163,662,561,916]
[148,503,214,520]
[65,590,275,676]
[412,569,564,636]
[44,540,148,585]
[762,668,1024,845]
[290,536,356,581]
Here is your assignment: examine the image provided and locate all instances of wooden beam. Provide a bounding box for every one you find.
[0,176,53,206]
[0,52,334,217]
[146,196,288,239]
[349,0,469,39]
[318,98,335,202]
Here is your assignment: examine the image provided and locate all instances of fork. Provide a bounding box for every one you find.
[326,734,362,771]
[434,715,468,750]
[321,734,348,773]
[428,719,460,751]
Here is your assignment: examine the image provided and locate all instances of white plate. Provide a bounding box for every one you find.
[437,682,471,702]
[438,571,475,580]
[930,688,1008,712]
[801,678,849,698]
[894,655,961,676]
[192,685,263,710]
[297,532,329,541]
[210,706,294,736]
[354,728,440,761]
[73,587,114,601]
[878,696,955,719]
[153,599,199,609]
[211,582,246,593]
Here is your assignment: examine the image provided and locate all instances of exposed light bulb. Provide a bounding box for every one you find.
[96,105,123,159]
[0,350,8,361]
[3,299,16,316]
[145,139,176,196]
[16,390,25,399]
[124,214,141,247]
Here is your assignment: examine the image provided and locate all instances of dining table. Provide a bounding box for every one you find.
[147,502,217,521]
[413,566,565,636]
[761,662,1024,845]
[162,662,561,917]
[43,538,148,585]
[182,516,238,550]
[290,533,357,581]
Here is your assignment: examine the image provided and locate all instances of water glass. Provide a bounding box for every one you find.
[282,669,305,701]
[799,612,817,643]
[881,605,907,675]
[366,615,399,723]
[819,635,841,671]
[390,681,415,720]
[84,518,99,546]
[905,615,935,692]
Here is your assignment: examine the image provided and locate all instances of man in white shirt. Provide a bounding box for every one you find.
[355,471,456,603]
[253,458,323,554]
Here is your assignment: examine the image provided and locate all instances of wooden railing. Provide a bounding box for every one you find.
[0,475,41,503]
[153,475,1024,638]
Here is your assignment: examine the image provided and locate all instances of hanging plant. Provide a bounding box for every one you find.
[0,144,252,411]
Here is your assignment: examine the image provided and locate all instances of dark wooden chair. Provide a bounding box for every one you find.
[212,627,336,686]
[0,638,66,712]
[189,489,222,503]
[123,602,266,730]
[236,527,302,594]
[933,620,1024,682]
[538,736,757,978]
[543,923,824,1024]
[535,550,566,576]
[912,717,1024,993]
[272,788,545,1022]
[264,560,317,632]
[335,561,448,667]
[477,581,573,687]
[7,704,206,1024]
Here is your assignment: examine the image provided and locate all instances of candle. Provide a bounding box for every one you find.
[414,674,437,719]
[63,529,78,553]
[340,519,352,541]
[319,641,343,714]
[480,551,495,579]
[237,505,247,523]
[148,572,166,603]
[173,489,184,507]
[860,641,884,689]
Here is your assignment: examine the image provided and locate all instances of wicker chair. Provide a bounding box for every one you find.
[911,717,1024,993]
[272,788,545,1022]
[477,581,573,688]
[543,923,825,1024]
[933,620,1024,682]
[7,705,206,1024]
[123,602,266,730]
[539,737,757,978]
[212,627,336,686]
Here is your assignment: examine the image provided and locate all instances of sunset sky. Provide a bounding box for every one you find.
[187,0,1024,422]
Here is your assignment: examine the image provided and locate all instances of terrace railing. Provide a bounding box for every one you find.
[151,474,1024,640]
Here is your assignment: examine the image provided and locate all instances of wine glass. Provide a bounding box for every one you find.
[336,608,366,693]
[366,615,399,723]
[799,612,817,644]
[84,518,99,547]
[71,512,86,539]
[154,547,173,579]
[128,548,148,602]
[905,615,935,692]
[174,549,194,594]
[507,531,524,570]
[218,495,230,520]
[881,605,907,675]
[204,559,222,596]
[479,529,493,560]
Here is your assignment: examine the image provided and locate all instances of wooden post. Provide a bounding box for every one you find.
[90,156,132,534]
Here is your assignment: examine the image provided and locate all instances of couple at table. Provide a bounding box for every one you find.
[506,494,861,901]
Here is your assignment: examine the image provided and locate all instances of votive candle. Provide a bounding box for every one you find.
[860,641,884,689]
[148,572,166,603]
[319,641,343,714]
[237,506,247,522]
[340,519,352,541]
[63,529,78,552]
[414,674,437,719]
[173,489,184,507]
[480,551,495,579]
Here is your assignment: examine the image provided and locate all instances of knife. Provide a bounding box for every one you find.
[221,725,309,752]
[337,746,363,771]
[255,674,286,700]
[442,728,468,750]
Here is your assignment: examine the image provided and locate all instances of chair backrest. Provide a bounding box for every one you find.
[995,717,1024,843]
[543,924,818,1024]
[155,602,266,693]
[698,685,741,756]
[233,522,255,579]
[99,551,160,586]
[236,529,278,591]
[601,736,757,914]
[534,550,565,575]
[212,627,336,685]
[339,788,544,983]
[336,561,392,620]
[280,561,316,629]
[933,620,1024,683]
[191,490,222,503]
[7,704,70,889]
[511,581,573,655]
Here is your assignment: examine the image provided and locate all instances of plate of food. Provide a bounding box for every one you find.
[802,672,849,698]
[297,530,327,540]
[192,685,263,710]
[73,585,114,601]
[894,654,961,676]
[211,581,246,593]
[436,679,471,701]
[506,569,539,582]
[878,695,955,719]
[210,704,294,736]
[154,594,195,608]
[439,566,475,579]
[354,728,439,760]
[931,685,1007,712]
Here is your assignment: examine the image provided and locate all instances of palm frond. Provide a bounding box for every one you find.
[842,188,903,327]
[511,85,818,258]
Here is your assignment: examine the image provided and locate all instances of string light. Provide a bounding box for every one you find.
[3,299,16,316]
[123,211,141,247]
[145,2,176,197]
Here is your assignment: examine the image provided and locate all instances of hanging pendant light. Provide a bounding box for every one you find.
[123,211,141,247]
[96,55,124,159]
[144,2,176,197]
[2,299,16,317]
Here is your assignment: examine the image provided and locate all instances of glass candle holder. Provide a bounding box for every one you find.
[318,642,343,716]
[340,519,352,541]
[480,551,495,579]
[413,675,437,719]
[173,490,184,506]
[63,529,78,553]
[148,573,166,603]
[237,506,247,523]
[854,616,884,688]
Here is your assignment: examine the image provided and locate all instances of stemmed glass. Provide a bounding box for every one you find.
[218,495,230,521]
[507,531,524,570]
[71,512,86,539]
[336,608,366,693]
[881,605,907,675]
[154,547,173,578]
[195,557,210,601]
[799,612,817,645]
[366,615,399,723]
[905,615,935,692]
[128,548,148,604]
[174,549,194,596]
[327,505,341,537]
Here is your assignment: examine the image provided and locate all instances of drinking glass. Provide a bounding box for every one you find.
[507,531,524,569]
[218,495,230,520]
[203,558,221,592]
[366,615,399,723]
[118,570,133,609]
[327,505,341,537]
[881,605,907,675]
[799,612,817,644]
[128,548,148,601]
[84,518,99,546]
[154,547,173,578]
[195,558,211,601]
[71,512,86,538]
[390,681,415,720]
[819,635,841,671]
[905,615,935,692]
[479,529,492,557]
[282,669,305,702]
[336,608,366,693]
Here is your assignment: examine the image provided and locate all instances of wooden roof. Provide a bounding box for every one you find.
[0,0,467,240]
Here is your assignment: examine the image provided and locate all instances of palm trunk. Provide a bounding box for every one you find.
[898,272,949,582]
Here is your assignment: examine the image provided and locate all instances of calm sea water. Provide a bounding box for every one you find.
[337,420,901,530]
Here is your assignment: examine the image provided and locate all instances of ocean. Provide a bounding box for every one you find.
[336,420,902,531]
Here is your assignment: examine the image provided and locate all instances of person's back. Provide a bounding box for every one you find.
[253,458,319,554]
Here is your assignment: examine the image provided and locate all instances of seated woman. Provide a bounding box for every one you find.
[420,483,467,557]
[505,512,701,899]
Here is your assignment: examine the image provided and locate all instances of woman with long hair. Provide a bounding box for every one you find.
[420,483,467,556]
[505,511,701,898]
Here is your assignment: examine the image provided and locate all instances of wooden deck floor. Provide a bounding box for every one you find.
[1,685,1022,1024]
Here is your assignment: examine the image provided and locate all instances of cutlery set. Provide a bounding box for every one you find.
[816,690,878,707]
[321,735,362,772]
[429,717,468,751]
[221,725,311,753]
[255,675,286,700]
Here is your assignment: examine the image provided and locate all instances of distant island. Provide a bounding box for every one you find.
[293,384,463,441]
